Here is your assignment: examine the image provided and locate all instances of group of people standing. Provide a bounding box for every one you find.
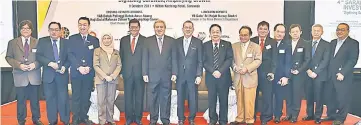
[5,16,358,125]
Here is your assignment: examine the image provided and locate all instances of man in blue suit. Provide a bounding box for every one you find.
[142,20,178,125]
[36,22,70,125]
[272,24,292,124]
[68,17,100,125]
[175,20,203,125]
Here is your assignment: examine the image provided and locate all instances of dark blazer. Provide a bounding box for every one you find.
[250,36,277,75]
[175,36,203,83]
[142,35,177,82]
[308,38,330,81]
[274,40,292,80]
[290,39,312,75]
[202,40,233,86]
[328,37,359,82]
[36,36,70,84]
[67,34,100,79]
[119,34,146,79]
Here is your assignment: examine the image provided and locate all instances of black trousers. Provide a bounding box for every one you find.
[123,74,145,123]
[206,78,230,124]
[16,84,41,123]
[176,79,198,121]
[71,78,93,122]
[305,78,325,118]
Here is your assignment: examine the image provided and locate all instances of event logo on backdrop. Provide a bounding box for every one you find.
[315,0,361,68]
[37,0,284,50]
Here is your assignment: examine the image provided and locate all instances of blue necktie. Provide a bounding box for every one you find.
[312,41,317,57]
[52,40,59,62]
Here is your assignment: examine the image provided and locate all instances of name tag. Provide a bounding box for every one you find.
[247,54,253,58]
[266,45,271,50]
[88,45,94,50]
[279,49,285,53]
[297,48,303,52]
[32,49,37,52]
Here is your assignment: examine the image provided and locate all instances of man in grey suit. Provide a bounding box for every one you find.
[142,19,178,125]
[120,18,146,125]
[327,23,359,125]
[5,20,44,125]
[175,20,203,125]
[36,22,71,125]
[302,24,330,124]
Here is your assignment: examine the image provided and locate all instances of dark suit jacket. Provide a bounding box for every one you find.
[142,35,177,82]
[36,36,70,84]
[68,34,100,79]
[290,39,312,76]
[175,36,203,83]
[120,34,146,79]
[203,40,233,86]
[275,40,292,80]
[250,36,277,75]
[328,37,359,82]
[308,38,330,81]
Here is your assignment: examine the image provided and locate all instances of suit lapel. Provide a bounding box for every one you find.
[162,36,169,55]
[334,37,348,58]
[16,37,25,52]
[59,38,64,61]
[30,38,36,49]
[219,40,224,61]
[180,37,186,57]
[185,37,193,58]
[134,35,142,54]
[242,42,253,62]
[314,39,323,57]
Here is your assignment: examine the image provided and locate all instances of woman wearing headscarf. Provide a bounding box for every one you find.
[93,33,121,125]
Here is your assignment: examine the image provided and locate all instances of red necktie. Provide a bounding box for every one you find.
[260,38,265,51]
[131,37,135,54]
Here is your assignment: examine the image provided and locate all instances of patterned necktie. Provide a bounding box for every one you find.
[158,37,163,53]
[213,43,219,70]
[312,41,317,57]
[131,37,136,54]
[82,35,87,44]
[53,40,59,62]
[260,38,265,51]
[24,39,29,59]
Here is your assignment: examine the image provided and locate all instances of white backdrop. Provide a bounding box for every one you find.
[315,0,361,68]
[0,0,14,67]
[38,0,284,51]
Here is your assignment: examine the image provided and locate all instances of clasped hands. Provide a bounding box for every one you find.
[19,63,36,71]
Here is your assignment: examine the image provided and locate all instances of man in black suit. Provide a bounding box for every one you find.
[272,24,292,124]
[203,24,233,125]
[175,20,203,125]
[36,22,71,125]
[250,21,277,125]
[120,19,146,125]
[142,19,178,125]
[327,23,359,125]
[283,24,311,123]
[302,24,330,124]
[68,17,100,125]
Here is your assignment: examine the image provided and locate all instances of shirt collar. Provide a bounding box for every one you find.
[184,36,192,42]
[131,34,139,39]
[338,36,348,42]
[50,37,60,43]
[259,36,267,41]
[156,35,164,40]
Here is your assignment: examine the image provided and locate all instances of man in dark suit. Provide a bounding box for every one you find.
[250,21,277,125]
[302,24,330,124]
[175,20,203,125]
[68,17,100,125]
[5,20,44,125]
[284,24,311,123]
[36,22,71,125]
[119,19,146,125]
[272,23,292,124]
[203,24,233,125]
[142,19,177,125]
[327,23,359,125]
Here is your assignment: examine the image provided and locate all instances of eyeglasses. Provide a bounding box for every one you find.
[49,28,60,32]
[21,27,31,30]
[130,26,139,30]
[336,28,348,32]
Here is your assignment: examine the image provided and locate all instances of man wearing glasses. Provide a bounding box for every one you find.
[5,20,44,125]
[36,22,71,125]
[119,18,146,125]
[324,23,359,125]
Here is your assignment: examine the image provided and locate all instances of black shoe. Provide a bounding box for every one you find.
[302,116,314,121]
[82,119,93,125]
[315,118,321,124]
[189,120,196,125]
[246,123,254,125]
[290,117,297,123]
[230,122,241,125]
[150,122,157,125]
[34,120,44,125]
[71,120,79,125]
[163,123,170,125]
[321,117,336,121]
[208,122,216,125]
[18,120,26,125]
[109,122,116,125]
[261,121,268,125]
[332,120,344,125]
[282,116,292,121]
[125,120,133,125]
[136,121,143,125]
[274,117,280,124]
[178,121,184,125]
